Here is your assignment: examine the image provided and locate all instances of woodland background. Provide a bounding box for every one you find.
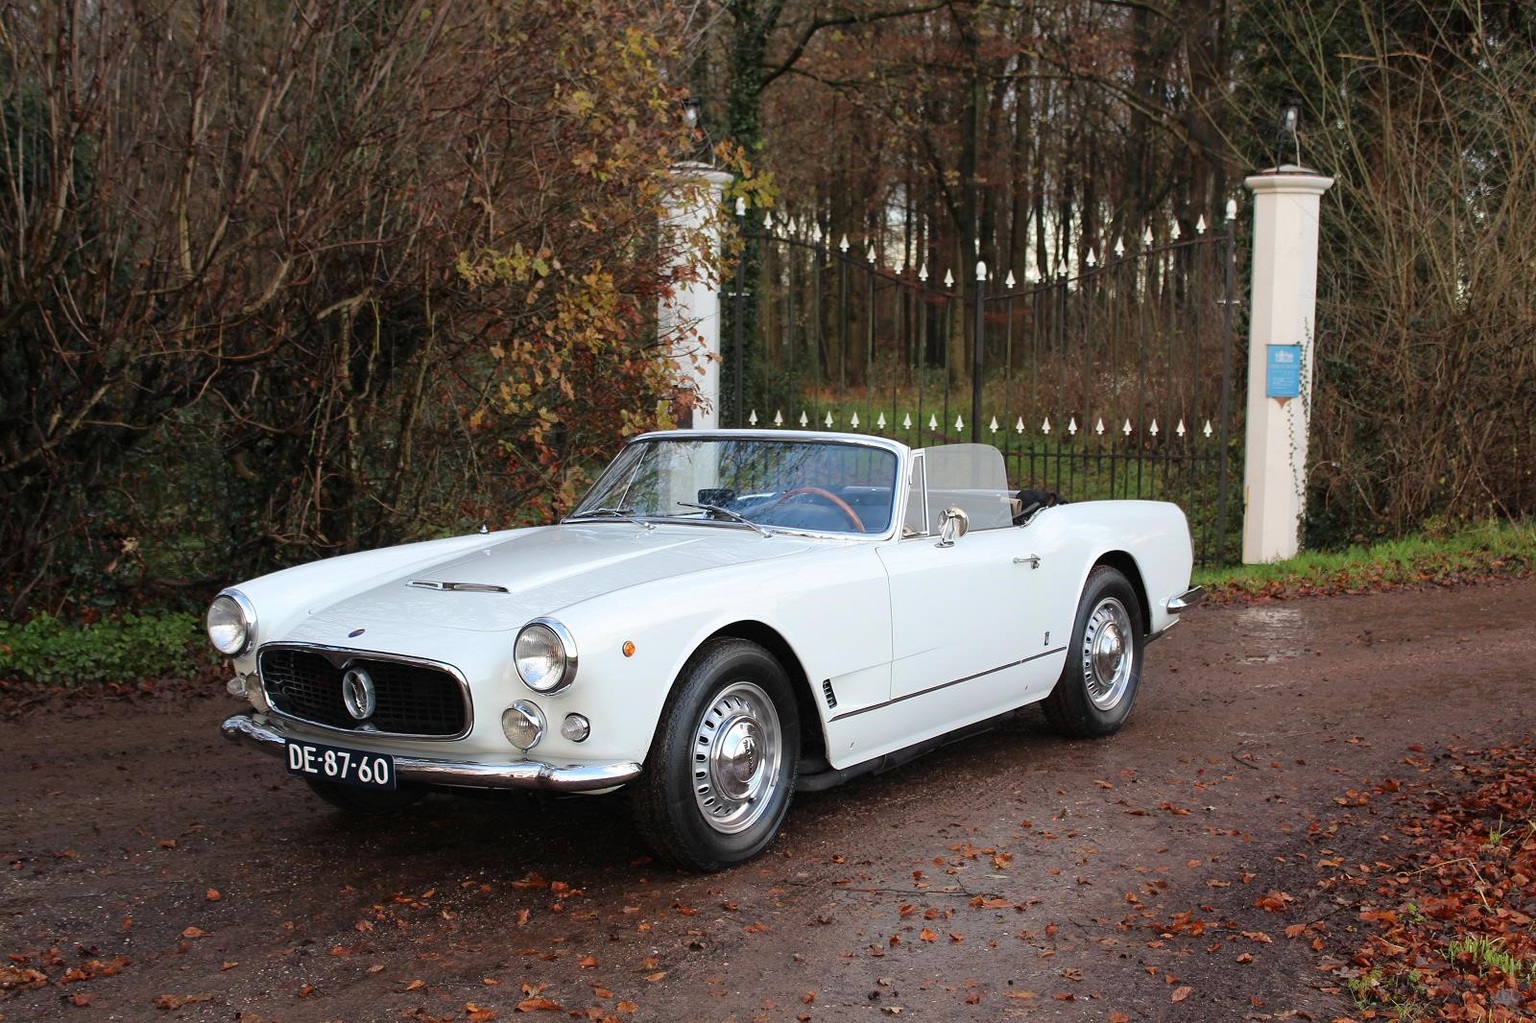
[2,0,1533,619]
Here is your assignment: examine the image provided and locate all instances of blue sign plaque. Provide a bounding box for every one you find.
[1265,344,1302,399]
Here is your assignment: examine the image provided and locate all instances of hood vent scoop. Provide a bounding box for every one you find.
[409,580,509,594]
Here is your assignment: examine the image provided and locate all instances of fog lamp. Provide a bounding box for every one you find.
[501,701,546,751]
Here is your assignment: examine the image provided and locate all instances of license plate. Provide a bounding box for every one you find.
[285,740,396,790]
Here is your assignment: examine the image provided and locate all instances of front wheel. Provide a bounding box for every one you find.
[631,639,799,871]
[1043,565,1145,738]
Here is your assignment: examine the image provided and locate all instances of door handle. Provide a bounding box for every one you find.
[1013,554,1041,569]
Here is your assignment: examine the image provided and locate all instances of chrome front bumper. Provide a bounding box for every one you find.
[221,712,642,793]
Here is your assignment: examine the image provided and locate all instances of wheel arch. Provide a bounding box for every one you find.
[697,620,828,768]
[1091,550,1151,635]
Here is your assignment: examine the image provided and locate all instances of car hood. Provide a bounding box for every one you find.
[283,523,821,642]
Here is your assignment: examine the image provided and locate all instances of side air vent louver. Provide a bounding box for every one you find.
[821,679,838,709]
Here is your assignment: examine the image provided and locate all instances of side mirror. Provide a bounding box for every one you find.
[936,506,969,547]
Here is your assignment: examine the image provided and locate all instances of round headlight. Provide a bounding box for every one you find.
[207,591,256,657]
[514,618,577,694]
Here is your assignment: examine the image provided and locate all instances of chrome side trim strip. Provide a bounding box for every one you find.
[221,713,641,793]
[827,646,1067,723]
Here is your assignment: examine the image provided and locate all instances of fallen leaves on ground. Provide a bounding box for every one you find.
[1317,743,1536,1021]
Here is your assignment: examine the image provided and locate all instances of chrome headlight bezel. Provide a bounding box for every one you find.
[207,589,257,657]
[514,617,578,694]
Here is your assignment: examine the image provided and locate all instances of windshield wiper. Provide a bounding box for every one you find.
[569,506,653,529]
[676,501,772,537]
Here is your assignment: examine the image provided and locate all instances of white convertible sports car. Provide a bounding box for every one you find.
[211,430,1202,870]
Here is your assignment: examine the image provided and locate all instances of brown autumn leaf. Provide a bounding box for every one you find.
[0,965,48,991]
[1253,890,1294,912]
[180,926,208,939]
[154,993,214,1010]
[1170,986,1192,1002]
[514,996,560,1012]
[919,929,937,942]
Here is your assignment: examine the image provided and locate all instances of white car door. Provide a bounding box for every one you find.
[877,447,1070,719]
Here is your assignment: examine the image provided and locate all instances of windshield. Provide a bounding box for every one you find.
[570,435,900,535]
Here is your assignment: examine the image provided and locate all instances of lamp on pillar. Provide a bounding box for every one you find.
[1273,98,1302,170]
[679,95,710,163]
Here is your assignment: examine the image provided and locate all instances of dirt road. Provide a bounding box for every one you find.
[5,578,1535,1022]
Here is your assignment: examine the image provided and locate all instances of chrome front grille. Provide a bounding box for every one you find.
[259,646,469,738]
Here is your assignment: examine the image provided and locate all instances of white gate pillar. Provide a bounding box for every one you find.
[1241,166,1334,563]
[659,161,733,429]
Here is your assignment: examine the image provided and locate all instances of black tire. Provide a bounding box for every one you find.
[305,778,428,813]
[1043,565,1145,738]
[631,638,799,871]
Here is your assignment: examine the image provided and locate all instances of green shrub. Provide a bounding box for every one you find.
[0,612,205,687]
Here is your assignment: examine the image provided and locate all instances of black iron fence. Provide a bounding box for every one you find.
[721,215,1245,565]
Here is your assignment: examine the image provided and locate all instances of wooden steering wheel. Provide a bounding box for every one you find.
[770,486,866,532]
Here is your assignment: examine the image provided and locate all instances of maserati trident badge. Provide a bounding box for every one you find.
[342,667,377,721]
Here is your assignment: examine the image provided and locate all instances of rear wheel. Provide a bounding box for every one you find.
[1044,566,1144,738]
[631,638,799,871]
[305,778,428,813]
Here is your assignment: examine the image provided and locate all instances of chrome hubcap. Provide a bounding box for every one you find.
[691,681,782,834]
[1081,597,1134,711]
